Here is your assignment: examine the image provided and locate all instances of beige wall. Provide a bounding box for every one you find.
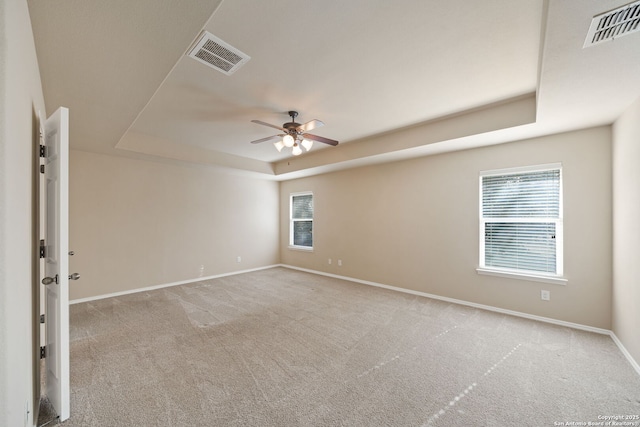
[612,96,640,365]
[281,127,612,329]
[0,2,631,424]
[69,150,280,300]
[0,0,46,425]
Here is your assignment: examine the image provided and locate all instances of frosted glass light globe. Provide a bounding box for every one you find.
[283,134,295,148]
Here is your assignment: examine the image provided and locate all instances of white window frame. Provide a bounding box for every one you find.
[289,191,314,251]
[477,163,567,285]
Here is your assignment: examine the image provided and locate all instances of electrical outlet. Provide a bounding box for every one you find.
[541,290,550,301]
[236,256,241,263]
[337,259,342,267]
[328,258,332,265]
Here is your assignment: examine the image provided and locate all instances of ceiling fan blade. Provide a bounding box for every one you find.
[297,119,324,132]
[302,133,339,146]
[251,119,287,132]
[250,134,284,144]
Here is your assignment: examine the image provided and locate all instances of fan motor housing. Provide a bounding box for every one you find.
[283,122,301,132]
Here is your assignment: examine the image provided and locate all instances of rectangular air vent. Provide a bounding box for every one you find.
[584,1,640,47]
[187,31,250,75]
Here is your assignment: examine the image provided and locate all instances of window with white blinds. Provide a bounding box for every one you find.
[290,192,313,249]
[480,165,563,277]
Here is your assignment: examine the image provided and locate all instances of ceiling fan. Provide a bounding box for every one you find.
[251,111,338,156]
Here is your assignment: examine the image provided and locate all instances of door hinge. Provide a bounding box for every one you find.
[39,144,47,158]
[40,314,45,324]
[40,346,46,359]
[39,239,46,258]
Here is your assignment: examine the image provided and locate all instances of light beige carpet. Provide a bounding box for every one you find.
[56,267,639,426]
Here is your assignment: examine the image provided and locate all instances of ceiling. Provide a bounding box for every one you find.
[28,0,640,180]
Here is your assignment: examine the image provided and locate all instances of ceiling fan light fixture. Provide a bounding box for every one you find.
[250,110,339,157]
[283,134,295,147]
[301,139,313,151]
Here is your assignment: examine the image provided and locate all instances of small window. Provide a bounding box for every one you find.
[479,164,563,279]
[290,192,313,249]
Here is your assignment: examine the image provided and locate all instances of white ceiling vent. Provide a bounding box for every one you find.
[584,1,640,47]
[187,31,250,75]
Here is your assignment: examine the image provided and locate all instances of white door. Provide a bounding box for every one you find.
[42,107,70,422]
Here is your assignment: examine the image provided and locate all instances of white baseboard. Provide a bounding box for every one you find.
[69,263,640,377]
[280,264,640,376]
[610,331,640,377]
[69,264,281,304]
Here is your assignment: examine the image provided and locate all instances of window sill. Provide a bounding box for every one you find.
[288,245,313,252]
[476,268,567,285]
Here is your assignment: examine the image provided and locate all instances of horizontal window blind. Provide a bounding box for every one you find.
[292,194,313,219]
[291,193,313,248]
[293,221,313,247]
[484,222,556,272]
[481,167,561,275]
[482,170,560,218]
